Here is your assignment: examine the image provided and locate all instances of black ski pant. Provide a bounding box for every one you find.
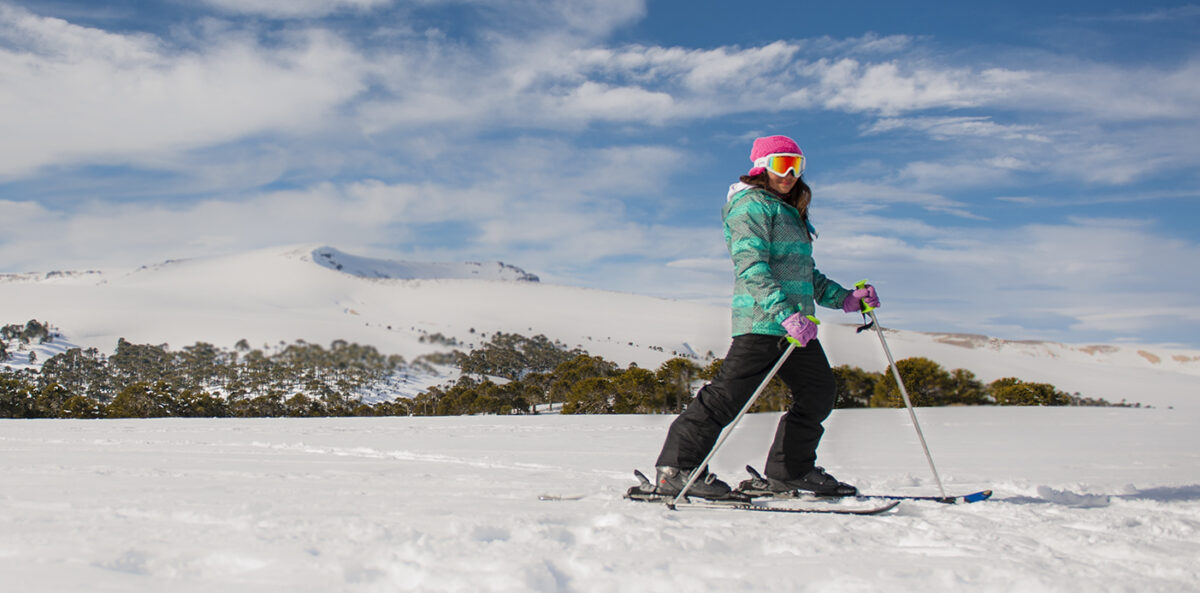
[655,333,837,481]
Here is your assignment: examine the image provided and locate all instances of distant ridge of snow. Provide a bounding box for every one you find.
[0,270,107,285]
[311,246,539,282]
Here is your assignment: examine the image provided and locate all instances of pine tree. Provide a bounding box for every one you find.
[38,347,113,402]
[613,366,658,413]
[106,381,176,418]
[990,377,1072,406]
[948,368,988,405]
[870,357,954,407]
[547,355,617,405]
[655,358,702,414]
[0,369,36,418]
[832,365,879,408]
[33,383,73,418]
[562,376,615,414]
[61,394,105,419]
[284,393,326,417]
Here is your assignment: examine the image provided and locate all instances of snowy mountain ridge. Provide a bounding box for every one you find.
[0,269,108,285]
[1,244,1197,409]
[311,246,540,282]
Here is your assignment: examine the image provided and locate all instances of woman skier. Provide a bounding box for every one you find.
[651,134,880,500]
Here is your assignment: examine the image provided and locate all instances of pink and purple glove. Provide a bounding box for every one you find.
[842,284,881,313]
[781,312,818,347]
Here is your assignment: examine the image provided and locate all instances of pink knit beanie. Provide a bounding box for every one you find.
[747,135,803,176]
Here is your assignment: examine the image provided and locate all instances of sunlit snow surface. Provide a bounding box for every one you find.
[3,408,1198,592]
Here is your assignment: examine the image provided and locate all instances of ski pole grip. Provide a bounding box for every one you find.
[854,279,876,314]
[785,315,820,347]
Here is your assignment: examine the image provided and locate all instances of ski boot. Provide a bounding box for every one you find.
[738,465,858,498]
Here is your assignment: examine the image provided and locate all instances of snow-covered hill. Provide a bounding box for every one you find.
[311,246,540,282]
[1,244,1197,409]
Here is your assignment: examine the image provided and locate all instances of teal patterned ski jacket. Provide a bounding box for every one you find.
[722,183,851,337]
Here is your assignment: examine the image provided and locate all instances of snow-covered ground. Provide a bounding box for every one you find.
[2,407,1198,592]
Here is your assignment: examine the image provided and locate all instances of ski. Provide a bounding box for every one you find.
[670,498,900,515]
[537,494,587,501]
[867,490,993,504]
[738,465,992,504]
[624,469,900,516]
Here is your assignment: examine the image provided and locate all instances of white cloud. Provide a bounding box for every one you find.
[864,116,1051,143]
[817,181,978,218]
[6,1,1196,184]
[677,42,800,92]
[541,0,646,38]
[789,58,991,116]
[198,0,392,18]
[0,181,446,272]
[545,81,676,124]
[1078,5,1200,23]
[0,138,708,272]
[0,176,719,291]
[0,5,369,178]
[811,212,1200,344]
[834,32,919,55]
[1000,60,1200,121]
[898,161,1015,193]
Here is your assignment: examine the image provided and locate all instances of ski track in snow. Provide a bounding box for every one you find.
[1,409,1198,592]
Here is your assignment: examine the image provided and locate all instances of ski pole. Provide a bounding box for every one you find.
[856,280,947,498]
[669,317,816,509]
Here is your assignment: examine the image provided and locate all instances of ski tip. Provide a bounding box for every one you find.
[933,489,994,504]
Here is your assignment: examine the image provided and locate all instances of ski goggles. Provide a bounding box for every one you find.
[754,153,805,177]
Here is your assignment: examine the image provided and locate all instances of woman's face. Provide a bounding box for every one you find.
[766,170,797,195]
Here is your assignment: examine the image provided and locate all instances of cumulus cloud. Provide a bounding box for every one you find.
[0,5,369,178]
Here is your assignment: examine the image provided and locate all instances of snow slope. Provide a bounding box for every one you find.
[2,244,1198,409]
[1,408,1198,592]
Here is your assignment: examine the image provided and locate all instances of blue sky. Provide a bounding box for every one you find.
[2,0,1199,348]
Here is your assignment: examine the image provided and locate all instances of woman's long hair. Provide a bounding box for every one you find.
[739,172,812,215]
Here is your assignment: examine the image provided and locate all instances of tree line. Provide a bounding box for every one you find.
[1,325,413,418]
[0,320,1130,419]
